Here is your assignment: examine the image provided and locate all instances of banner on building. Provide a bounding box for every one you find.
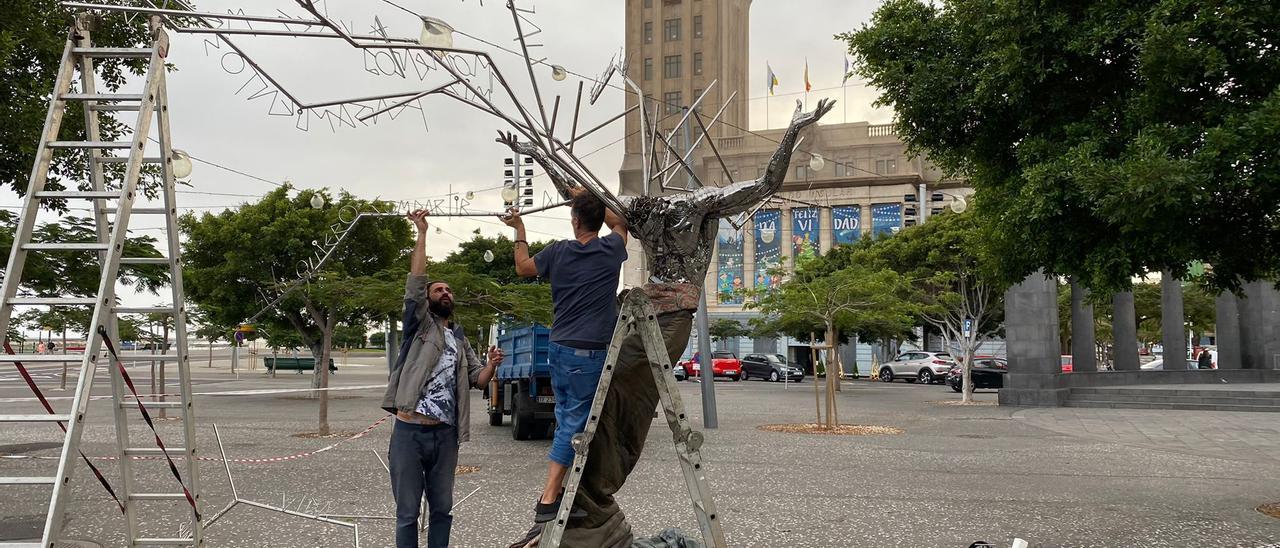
[792,207,821,260]
[871,203,902,236]
[754,209,782,291]
[832,205,861,246]
[717,218,745,304]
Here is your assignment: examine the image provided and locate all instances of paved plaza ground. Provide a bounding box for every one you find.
[1,352,1278,547]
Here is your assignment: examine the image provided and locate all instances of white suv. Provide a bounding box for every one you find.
[879,351,956,384]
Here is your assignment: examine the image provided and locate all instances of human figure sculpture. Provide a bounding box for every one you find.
[498,98,834,548]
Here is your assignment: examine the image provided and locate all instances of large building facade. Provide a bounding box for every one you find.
[619,0,971,365]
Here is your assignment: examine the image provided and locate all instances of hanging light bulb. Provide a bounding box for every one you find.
[418,16,455,49]
[171,149,193,179]
[500,184,519,204]
[949,194,969,214]
[808,153,826,172]
[310,193,325,209]
[465,190,475,201]
[483,250,495,263]
[435,226,442,235]
[551,65,568,81]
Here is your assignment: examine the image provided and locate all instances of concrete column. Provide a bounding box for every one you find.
[753,336,777,355]
[1214,291,1242,369]
[1239,281,1280,369]
[1161,272,1187,370]
[999,271,1067,406]
[1112,291,1139,371]
[1069,279,1097,372]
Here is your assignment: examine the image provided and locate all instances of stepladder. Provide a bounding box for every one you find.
[540,290,726,548]
[0,14,202,547]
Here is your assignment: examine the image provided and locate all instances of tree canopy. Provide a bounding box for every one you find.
[2,4,177,202]
[844,0,1280,292]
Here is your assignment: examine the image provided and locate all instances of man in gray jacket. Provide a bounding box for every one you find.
[382,209,504,548]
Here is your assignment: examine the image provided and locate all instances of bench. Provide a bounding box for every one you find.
[263,357,337,374]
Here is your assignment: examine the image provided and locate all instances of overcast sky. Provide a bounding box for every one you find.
[5,0,890,311]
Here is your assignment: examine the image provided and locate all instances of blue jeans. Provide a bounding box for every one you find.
[389,420,458,548]
[548,341,608,467]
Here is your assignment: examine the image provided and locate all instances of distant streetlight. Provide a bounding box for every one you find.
[551,65,568,81]
[310,193,325,209]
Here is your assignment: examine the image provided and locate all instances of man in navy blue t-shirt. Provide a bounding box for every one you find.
[502,186,627,524]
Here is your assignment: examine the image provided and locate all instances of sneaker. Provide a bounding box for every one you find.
[533,493,587,523]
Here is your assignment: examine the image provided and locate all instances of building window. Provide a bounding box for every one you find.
[796,165,808,180]
[644,58,653,81]
[693,88,703,103]
[664,18,681,42]
[663,55,682,79]
[664,91,682,114]
[835,161,846,177]
[694,15,703,38]
[644,0,652,7]
[644,93,653,112]
[875,159,897,175]
[644,21,653,44]
[693,52,703,75]
[757,166,766,178]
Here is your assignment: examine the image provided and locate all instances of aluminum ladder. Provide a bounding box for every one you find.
[542,291,726,548]
[0,15,201,547]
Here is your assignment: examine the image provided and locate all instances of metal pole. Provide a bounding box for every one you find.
[696,290,718,429]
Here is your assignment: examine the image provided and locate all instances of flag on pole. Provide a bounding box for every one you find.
[767,63,779,96]
[804,59,812,92]
[843,56,851,85]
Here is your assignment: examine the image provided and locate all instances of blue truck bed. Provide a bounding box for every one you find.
[490,324,555,440]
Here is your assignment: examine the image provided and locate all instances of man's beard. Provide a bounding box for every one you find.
[428,297,454,318]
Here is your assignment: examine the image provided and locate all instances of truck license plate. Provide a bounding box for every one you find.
[536,396,555,404]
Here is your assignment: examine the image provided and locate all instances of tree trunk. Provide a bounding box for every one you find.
[317,314,336,436]
[809,332,821,426]
[824,323,837,428]
[59,327,68,390]
[159,323,169,419]
[208,338,213,368]
[309,339,326,389]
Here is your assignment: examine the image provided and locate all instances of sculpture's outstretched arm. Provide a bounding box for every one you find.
[694,99,835,216]
[495,132,580,200]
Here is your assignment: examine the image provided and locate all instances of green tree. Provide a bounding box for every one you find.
[333,323,367,349]
[0,211,169,298]
[369,331,387,349]
[749,258,917,427]
[844,0,1280,292]
[848,211,1006,401]
[180,186,411,435]
[1,4,182,201]
[443,234,550,285]
[708,318,747,345]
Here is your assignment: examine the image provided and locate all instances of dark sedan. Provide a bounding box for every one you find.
[740,353,804,382]
[947,357,1007,392]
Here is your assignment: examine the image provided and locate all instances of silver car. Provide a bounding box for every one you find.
[879,351,955,384]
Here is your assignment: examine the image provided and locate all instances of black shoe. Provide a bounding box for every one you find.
[533,493,587,523]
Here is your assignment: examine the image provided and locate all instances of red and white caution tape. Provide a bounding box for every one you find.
[0,415,391,464]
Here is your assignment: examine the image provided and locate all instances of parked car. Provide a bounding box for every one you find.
[947,357,1007,392]
[682,351,743,381]
[740,353,804,382]
[120,341,140,351]
[879,351,955,384]
[673,363,688,381]
[1060,355,1073,373]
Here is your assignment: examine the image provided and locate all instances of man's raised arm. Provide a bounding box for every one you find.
[695,99,835,216]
